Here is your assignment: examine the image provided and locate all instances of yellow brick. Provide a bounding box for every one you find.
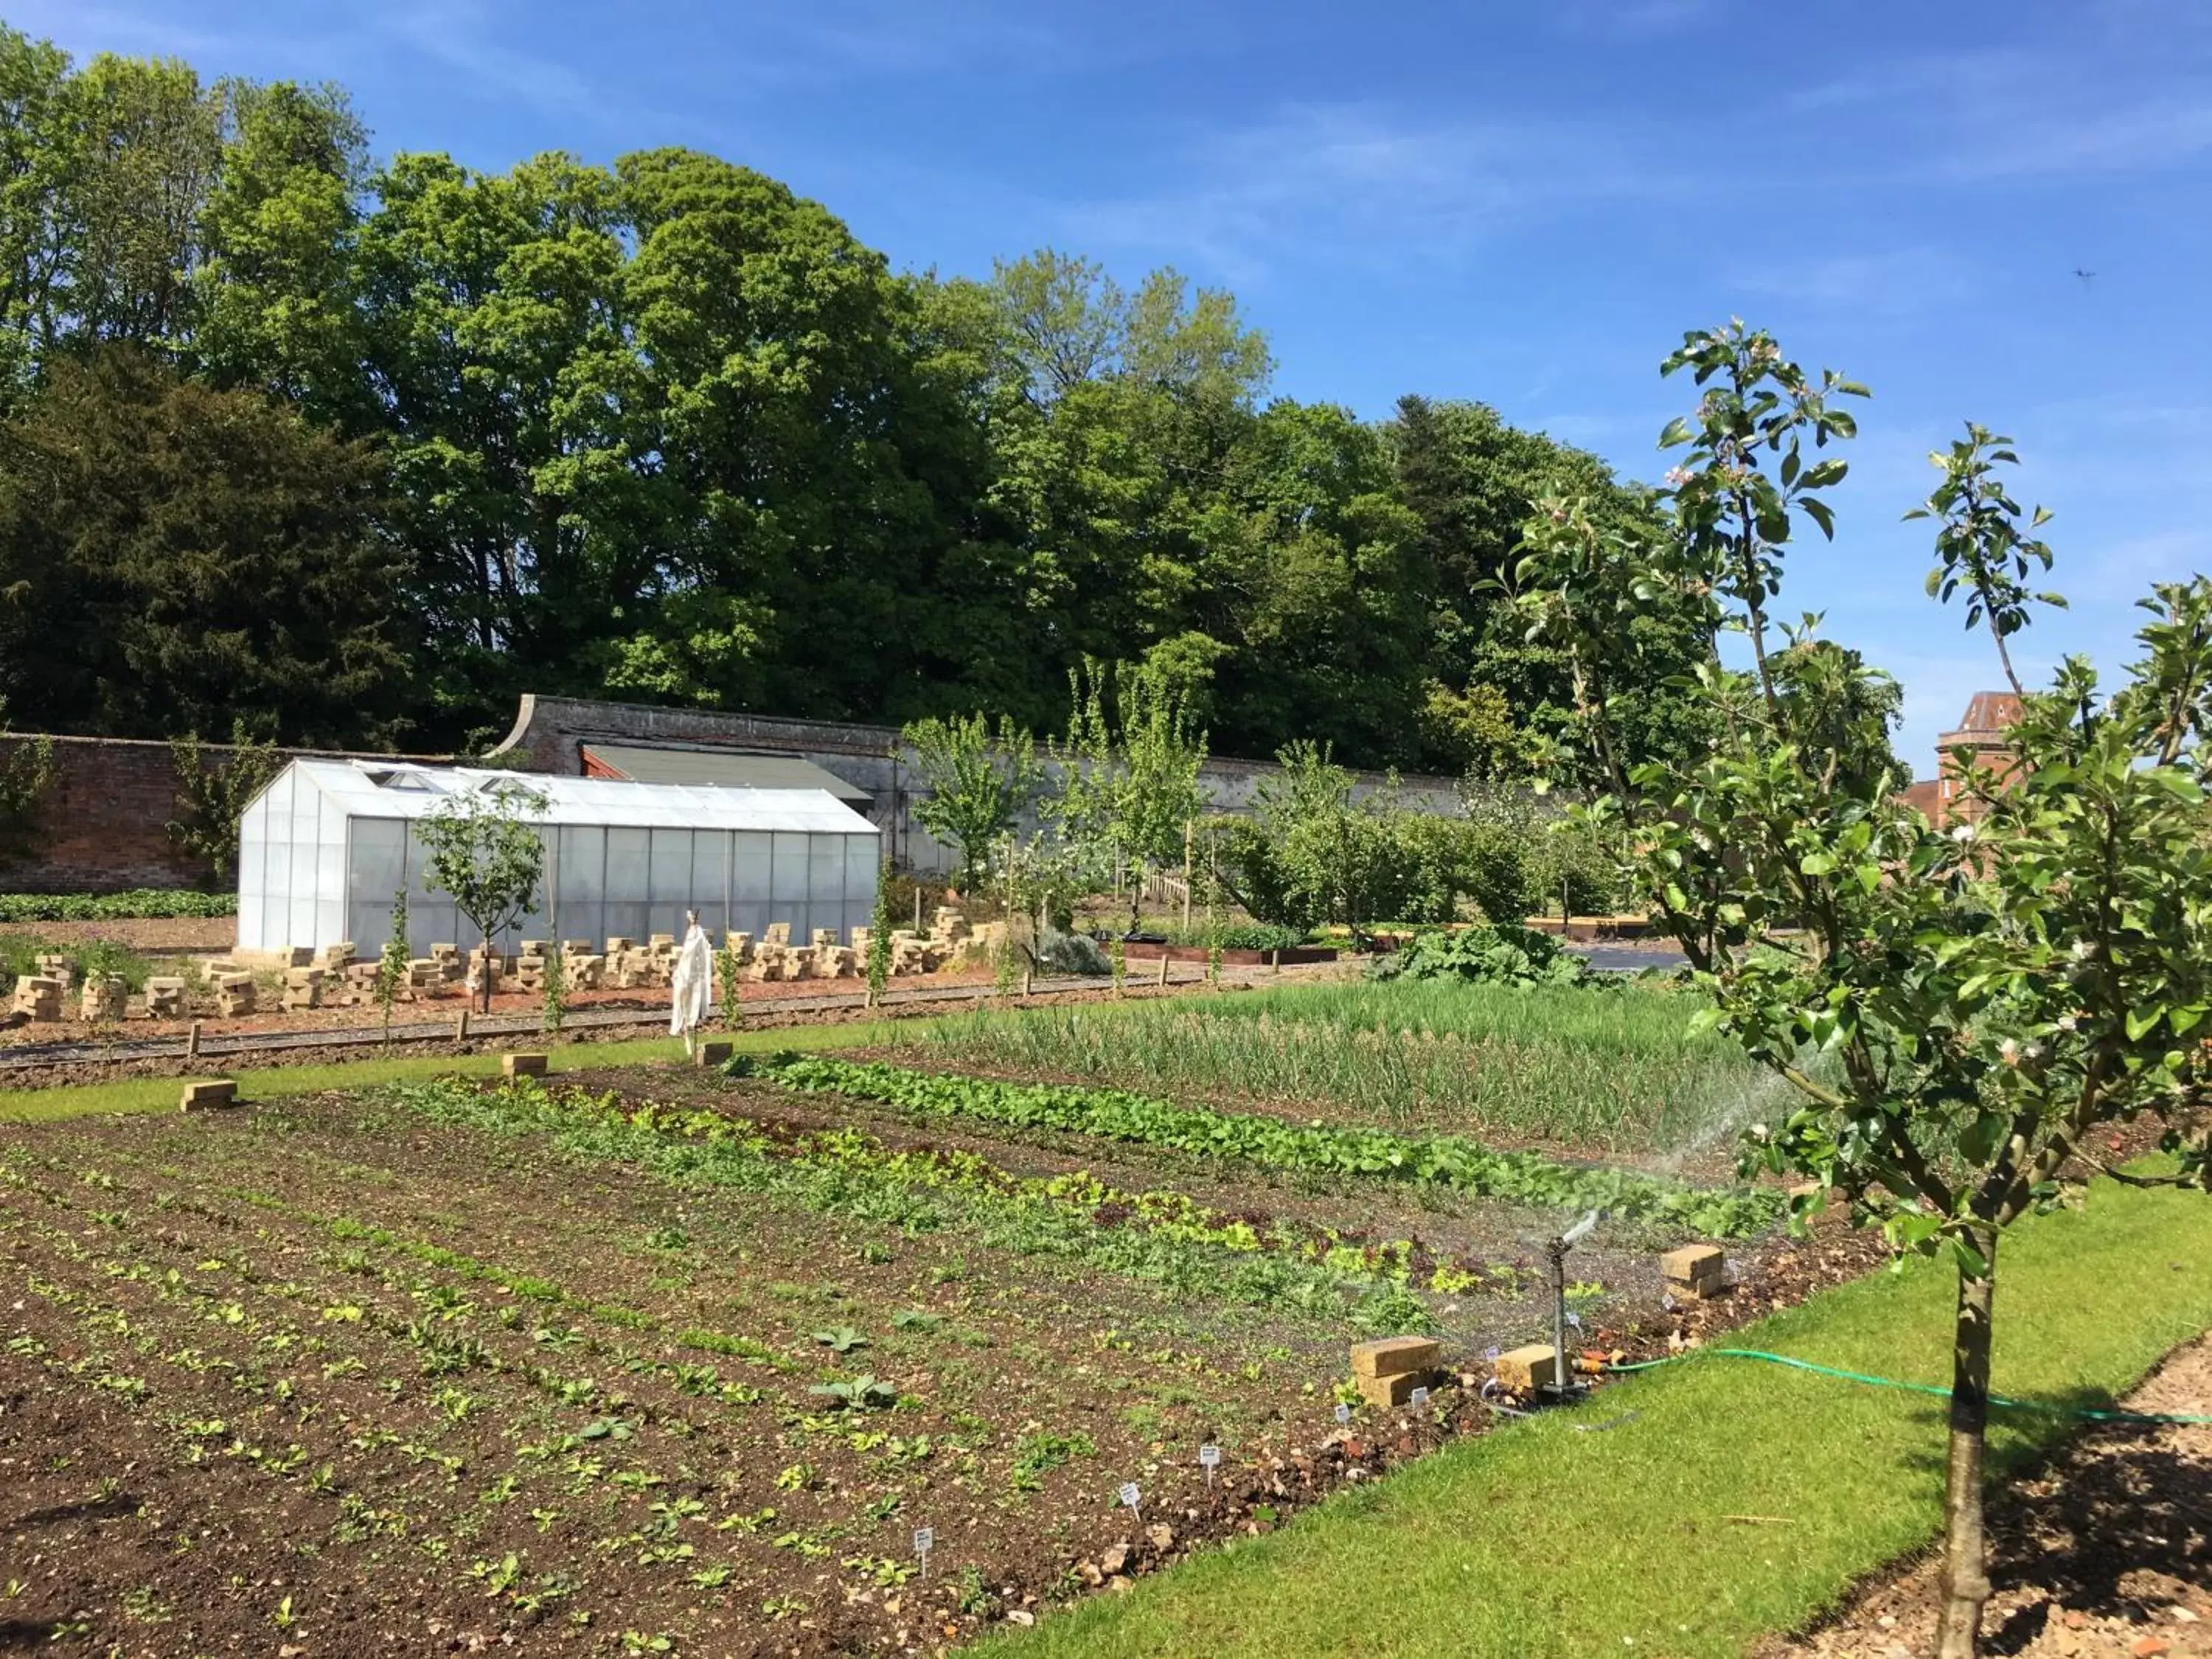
[179,1079,238,1113]
[1354,1368,1437,1409]
[1349,1336,1441,1379]
[501,1053,548,1079]
[1494,1344,1559,1393]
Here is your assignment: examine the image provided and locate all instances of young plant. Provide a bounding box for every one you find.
[375,888,410,1046]
[165,722,281,890]
[718,935,743,1031]
[865,866,892,1009]
[415,780,549,1012]
[1519,321,2211,1658]
[540,943,567,1037]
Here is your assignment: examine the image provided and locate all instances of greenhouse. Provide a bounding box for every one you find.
[237,759,880,957]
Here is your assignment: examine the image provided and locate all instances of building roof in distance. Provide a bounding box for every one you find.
[262,758,877,835]
[580,742,871,804]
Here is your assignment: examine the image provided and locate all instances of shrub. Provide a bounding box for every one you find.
[1367,923,1608,990]
[0,889,237,922]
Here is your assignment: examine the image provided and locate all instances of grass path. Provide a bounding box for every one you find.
[985,1173,2212,1659]
[0,1020,893,1124]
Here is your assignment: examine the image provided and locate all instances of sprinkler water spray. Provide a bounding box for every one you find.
[1545,1208,1601,1401]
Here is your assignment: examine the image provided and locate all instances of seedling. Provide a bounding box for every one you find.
[806,1375,897,1411]
[811,1325,869,1354]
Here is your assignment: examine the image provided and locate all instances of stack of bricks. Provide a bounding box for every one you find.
[747,941,791,982]
[429,943,462,984]
[78,973,128,1023]
[1660,1244,1728,1301]
[35,952,71,984]
[1349,1336,1444,1408]
[212,973,256,1017]
[280,967,324,1012]
[888,930,946,976]
[145,977,187,1018]
[319,942,355,974]
[807,930,856,978]
[12,973,64,1021]
[929,907,971,949]
[406,958,442,991]
[724,931,755,967]
[512,942,549,994]
[560,942,604,990]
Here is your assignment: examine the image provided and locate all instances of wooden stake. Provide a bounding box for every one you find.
[186,1020,202,1059]
[1182,819,1194,931]
[455,1009,470,1043]
[1156,952,1170,988]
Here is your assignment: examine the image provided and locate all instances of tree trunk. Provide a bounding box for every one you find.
[1934,1237,1997,1658]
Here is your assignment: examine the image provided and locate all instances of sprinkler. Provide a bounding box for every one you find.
[1543,1208,1601,1401]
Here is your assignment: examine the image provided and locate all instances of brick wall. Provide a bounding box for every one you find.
[0,734,446,894]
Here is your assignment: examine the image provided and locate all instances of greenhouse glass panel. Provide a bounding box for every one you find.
[604,828,650,945]
[734,833,773,901]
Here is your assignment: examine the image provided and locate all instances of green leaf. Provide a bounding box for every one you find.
[1658,416,1694,451]
[1800,497,1835,539]
[2125,1008,2163,1043]
[1798,852,1837,876]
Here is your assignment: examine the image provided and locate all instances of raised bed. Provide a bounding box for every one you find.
[1115,941,1339,966]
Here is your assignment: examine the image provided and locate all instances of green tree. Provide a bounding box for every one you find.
[1048,658,1208,931]
[1518,322,2211,1659]
[0,345,412,745]
[165,722,281,889]
[415,779,549,1013]
[1909,422,2068,699]
[902,712,1040,895]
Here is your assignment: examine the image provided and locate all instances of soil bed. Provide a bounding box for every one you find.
[1766,1334,2211,1659]
[1,1064,1891,1658]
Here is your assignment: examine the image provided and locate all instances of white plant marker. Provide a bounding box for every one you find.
[913,1526,933,1579]
[1410,1385,1430,1413]
[1334,1402,1352,1426]
[1198,1444,1221,1487]
[1119,1482,1141,1524]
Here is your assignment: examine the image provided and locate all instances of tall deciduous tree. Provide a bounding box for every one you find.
[1519,321,2211,1659]
[1048,658,1207,930]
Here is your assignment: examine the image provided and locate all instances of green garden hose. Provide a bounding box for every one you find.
[1602,1347,2212,1426]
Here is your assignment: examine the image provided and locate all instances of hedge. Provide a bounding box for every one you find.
[0,889,236,922]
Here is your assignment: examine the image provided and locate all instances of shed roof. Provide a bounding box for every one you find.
[268,759,877,835]
[581,742,870,804]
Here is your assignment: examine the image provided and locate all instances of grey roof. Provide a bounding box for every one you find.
[582,743,872,804]
[264,758,876,835]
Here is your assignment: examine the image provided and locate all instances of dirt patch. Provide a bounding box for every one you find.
[0,914,238,953]
[1766,1335,2212,1658]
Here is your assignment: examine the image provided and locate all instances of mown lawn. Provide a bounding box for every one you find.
[0,1020,894,1124]
[984,1169,2212,1659]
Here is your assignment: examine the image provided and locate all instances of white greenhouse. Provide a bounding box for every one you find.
[237,760,880,957]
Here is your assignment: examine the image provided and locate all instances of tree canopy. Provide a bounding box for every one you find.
[0,21,1717,778]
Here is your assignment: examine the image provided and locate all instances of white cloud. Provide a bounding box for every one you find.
[1056,102,1691,282]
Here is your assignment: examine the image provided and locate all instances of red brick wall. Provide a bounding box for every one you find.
[0,734,445,894]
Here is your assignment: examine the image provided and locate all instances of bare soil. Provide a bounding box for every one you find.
[0,914,238,953]
[1767,1336,2211,1659]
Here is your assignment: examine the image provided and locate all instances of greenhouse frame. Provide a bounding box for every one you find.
[237,759,881,957]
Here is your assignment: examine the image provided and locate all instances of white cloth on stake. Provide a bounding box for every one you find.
[669,922,714,1050]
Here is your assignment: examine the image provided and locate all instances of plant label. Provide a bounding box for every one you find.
[1410,1385,1430,1411]
[1199,1444,1220,1485]
[1119,1481,1141,1516]
[1484,1346,1500,1363]
[1565,1310,1582,1331]
[1334,1403,1352,1425]
[912,1527,933,1556]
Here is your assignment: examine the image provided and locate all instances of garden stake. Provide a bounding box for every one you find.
[1156,953,1169,988]
[186,1020,201,1059]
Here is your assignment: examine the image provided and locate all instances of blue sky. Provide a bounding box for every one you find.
[19,0,2211,771]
